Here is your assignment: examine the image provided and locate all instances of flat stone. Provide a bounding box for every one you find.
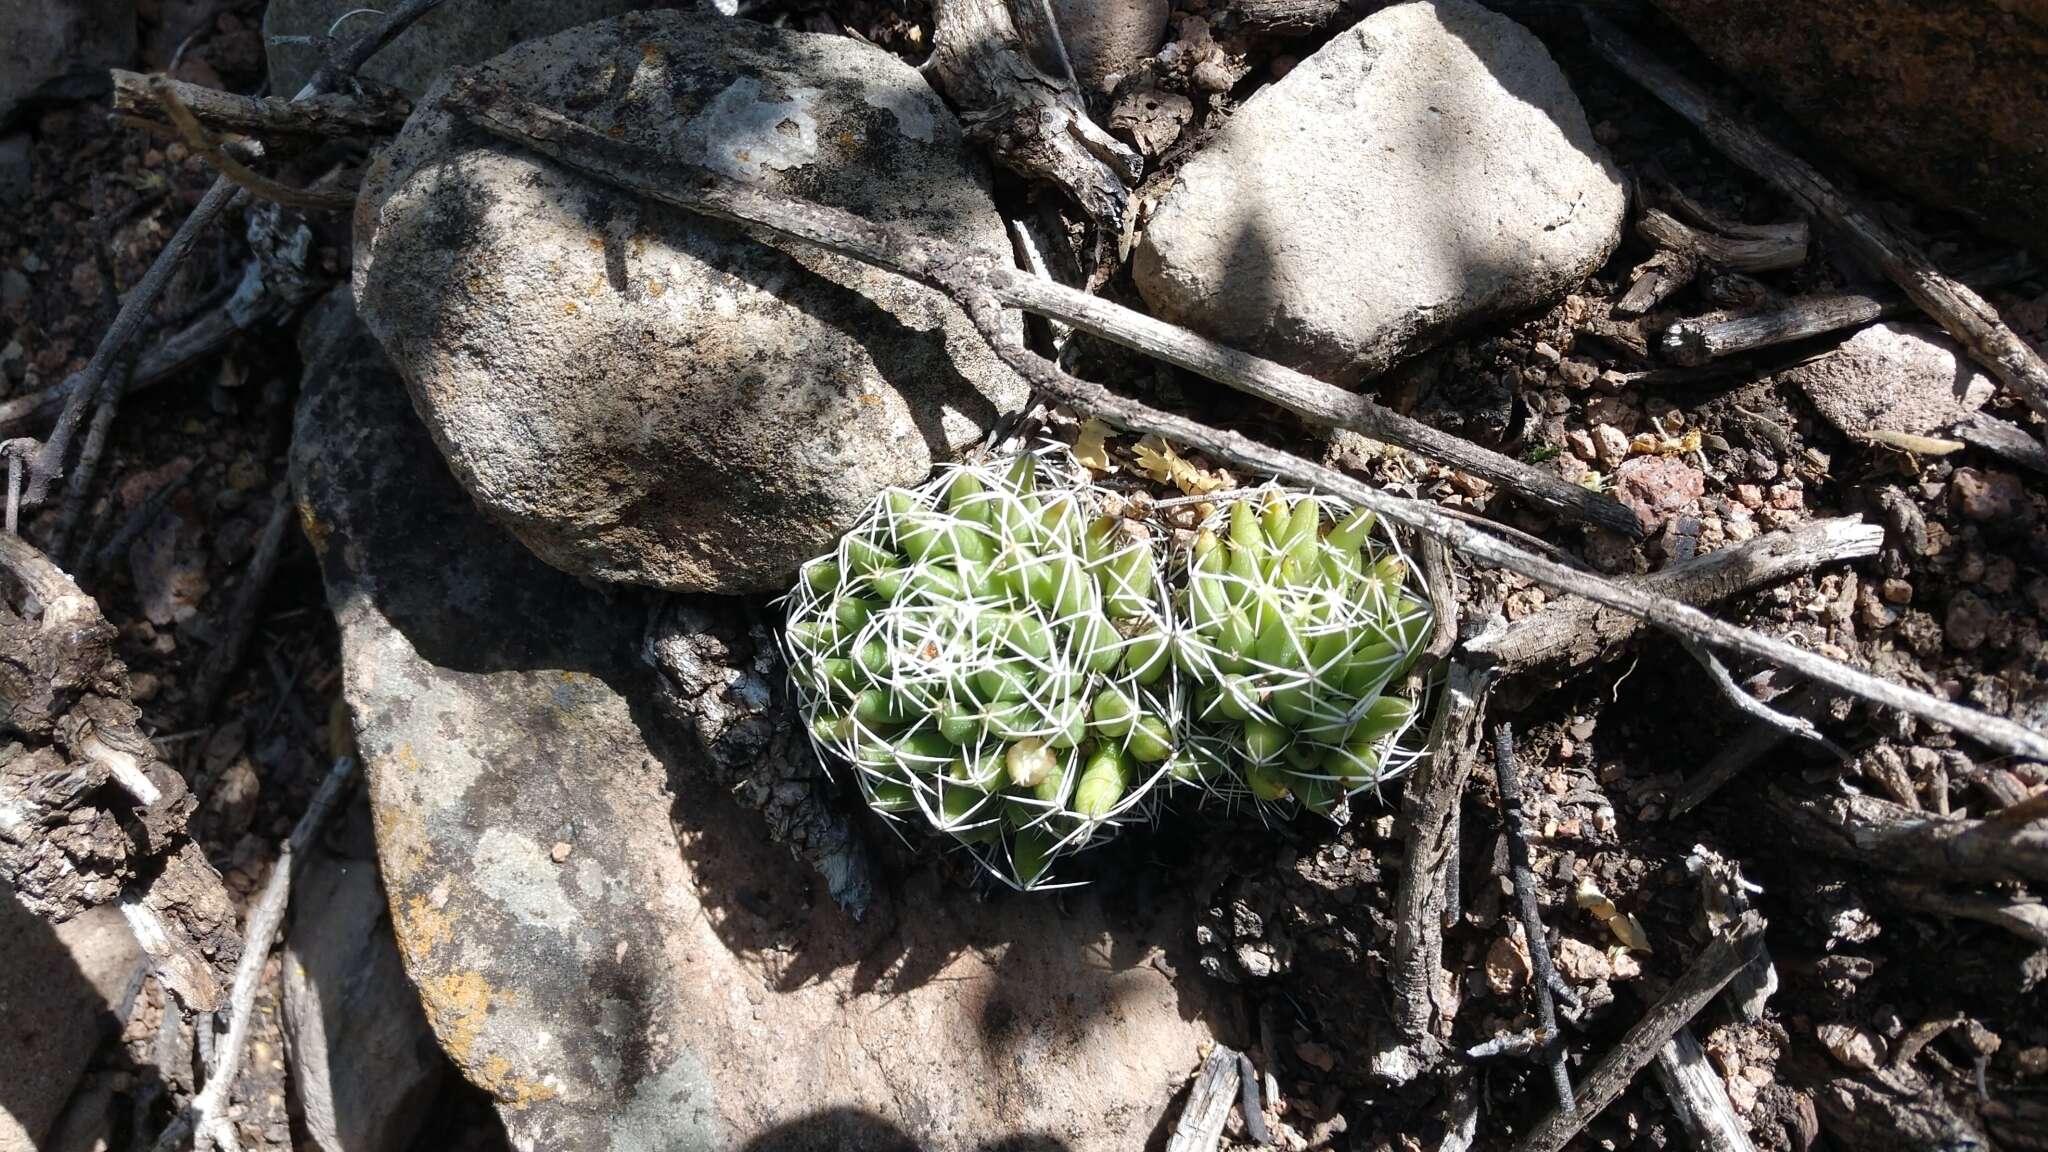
[281,790,444,1152]
[1053,0,1170,93]
[0,897,142,1152]
[262,0,655,99]
[291,290,1222,1151]
[0,0,133,125]
[1786,322,1995,440]
[1134,0,1624,384]
[1652,0,2048,256]
[355,12,1026,593]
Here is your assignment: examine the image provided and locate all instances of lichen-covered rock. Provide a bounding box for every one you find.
[1652,0,2048,256]
[1134,0,1624,384]
[1786,322,1995,440]
[292,289,1221,1151]
[355,12,1027,593]
[262,0,655,99]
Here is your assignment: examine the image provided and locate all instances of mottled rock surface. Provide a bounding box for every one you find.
[292,291,1221,1150]
[0,0,133,125]
[281,791,443,1152]
[1652,0,2048,256]
[1134,0,1624,384]
[1786,322,1995,440]
[1053,0,1170,92]
[355,12,1026,593]
[262,0,655,99]
[0,898,141,1152]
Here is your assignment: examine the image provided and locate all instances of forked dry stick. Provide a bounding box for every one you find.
[448,82,2048,763]
[1586,13,2048,439]
[1495,722,1574,1114]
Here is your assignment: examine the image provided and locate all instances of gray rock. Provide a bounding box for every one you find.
[292,289,1221,1151]
[1053,0,1170,93]
[355,12,1027,594]
[281,791,443,1152]
[262,0,656,99]
[0,0,133,126]
[1134,0,1625,384]
[1786,322,1996,440]
[0,897,142,1152]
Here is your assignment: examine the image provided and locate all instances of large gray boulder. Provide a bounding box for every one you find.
[0,897,141,1152]
[262,0,656,99]
[355,11,1027,594]
[0,0,134,126]
[1053,0,1170,93]
[1134,0,1625,384]
[291,289,1223,1151]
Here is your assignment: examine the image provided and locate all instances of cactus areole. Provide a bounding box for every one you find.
[781,451,1434,888]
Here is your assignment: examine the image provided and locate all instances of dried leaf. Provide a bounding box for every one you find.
[1133,435,1230,496]
[1074,418,1115,471]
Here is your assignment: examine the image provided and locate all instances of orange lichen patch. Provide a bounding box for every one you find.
[647,279,667,298]
[563,300,580,316]
[418,968,494,1066]
[396,892,453,958]
[479,1054,559,1108]
[296,500,334,556]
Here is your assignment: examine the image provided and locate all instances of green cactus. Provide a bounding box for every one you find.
[1172,486,1433,815]
[782,452,1183,889]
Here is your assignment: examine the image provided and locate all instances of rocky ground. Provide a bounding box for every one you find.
[2,1,2044,1151]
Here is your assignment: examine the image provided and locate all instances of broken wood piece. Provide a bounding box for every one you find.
[1513,912,1767,1152]
[1468,516,1883,672]
[924,0,1140,271]
[1950,412,2048,475]
[450,83,2048,763]
[147,76,355,211]
[1881,879,2048,949]
[1655,1027,1758,1152]
[110,68,410,142]
[1666,684,1823,817]
[1389,663,1493,1050]
[1617,207,1807,318]
[1587,13,2048,438]
[1681,638,1842,756]
[1770,789,2048,885]
[1166,1045,1243,1152]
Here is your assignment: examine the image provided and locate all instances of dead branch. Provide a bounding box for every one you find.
[148,757,354,1152]
[1655,1027,1758,1152]
[1666,683,1825,817]
[1770,789,2048,885]
[25,0,448,504]
[1514,912,1767,1152]
[191,484,294,730]
[111,68,410,142]
[1387,663,1492,1055]
[1616,208,1806,318]
[1497,722,1574,1114]
[448,82,2048,764]
[1166,1045,1243,1152]
[147,76,355,212]
[1467,516,1884,672]
[924,0,1140,271]
[1681,639,1842,756]
[1881,879,2048,949]
[1587,14,2048,439]
[1950,412,2048,476]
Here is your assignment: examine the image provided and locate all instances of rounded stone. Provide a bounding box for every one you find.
[354,11,1027,593]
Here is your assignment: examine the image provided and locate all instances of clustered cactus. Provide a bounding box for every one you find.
[783,455,1433,888]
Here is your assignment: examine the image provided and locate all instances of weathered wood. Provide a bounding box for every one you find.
[1771,790,2048,885]
[111,68,410,141]
[1166,1045,1243,1152]
[1497,722,1574,1114]
[924,0,1139,264]
[1663,292,1897,366]
[1390,664,1492,1046]
[1467,516,1883,672]
[450,83,2048,764]
[1951,412,2048,475]
[1655,1028,1758,1152]
[1588,14,2048,437]
[1513,913,1767,1152]
[1666,684,1822,817]
[1882,880,2048,948]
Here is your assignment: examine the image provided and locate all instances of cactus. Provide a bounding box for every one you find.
[1172,486,1433,816]
[782,452,1183,889]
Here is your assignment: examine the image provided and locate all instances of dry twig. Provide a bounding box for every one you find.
[111,68,411,142]
[1496,722,1574,1114]
[146,76,356,212]
[1166,1045,1243,1152]
[1654,1027,1758,1152]
[1514,912,1767,1152]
